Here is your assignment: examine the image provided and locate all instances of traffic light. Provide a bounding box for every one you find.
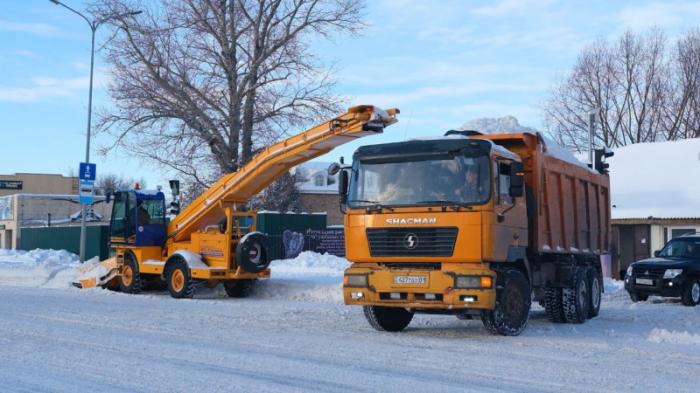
[169,201,180,215]
[594,148,614,174]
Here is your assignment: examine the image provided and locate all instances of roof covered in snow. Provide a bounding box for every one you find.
[295,162,338,194]
[610,138,700,220]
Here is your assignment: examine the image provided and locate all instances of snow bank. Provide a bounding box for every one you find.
[253,252,349,303]
[648,328,700,345]
[0,249,84,288]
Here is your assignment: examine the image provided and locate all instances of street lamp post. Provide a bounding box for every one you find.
[49,1,140,262]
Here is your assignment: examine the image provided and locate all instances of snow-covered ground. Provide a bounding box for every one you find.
[0,249,699,392]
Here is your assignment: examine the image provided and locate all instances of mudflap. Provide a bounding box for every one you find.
[72,257,119,289]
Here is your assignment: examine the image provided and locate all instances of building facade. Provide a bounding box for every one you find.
[0,173,78,197]
[295,162,342,226]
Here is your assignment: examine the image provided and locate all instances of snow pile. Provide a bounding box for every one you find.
[648,328,700,345]
[254,252,349,303]
[461,115,537,134]
[269,251,349,277]
[0,249,83,288]
[610,138,700,219]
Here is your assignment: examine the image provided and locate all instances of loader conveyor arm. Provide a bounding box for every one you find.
[168,105,399,243]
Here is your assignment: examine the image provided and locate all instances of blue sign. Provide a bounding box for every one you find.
[79,162,96,181]
[79,179,95,204]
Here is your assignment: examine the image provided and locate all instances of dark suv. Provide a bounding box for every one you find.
[624,234,700,306]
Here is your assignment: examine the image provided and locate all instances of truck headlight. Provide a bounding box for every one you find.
[663,269,683,279]
[344,274,368,287]
[454,275,492,289]
[626,265,633,277]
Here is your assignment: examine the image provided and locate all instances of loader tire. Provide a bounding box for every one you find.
[236,233,270,274]
[224,279,254,298]
[166,258,195,299]
[587,267,602,318]
[481,269,531,336]
[363,306,413,332]
[543,287,565,323]
[119,253,142,294]
[562,267,590,324]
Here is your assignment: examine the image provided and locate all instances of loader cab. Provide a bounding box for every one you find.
[109,190,167,247]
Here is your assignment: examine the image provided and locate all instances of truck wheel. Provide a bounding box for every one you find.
[224,279,254,298]
[166,258,195,299]
[628,291,648,302]
[119,252,142,294]
[543,287,565,323]
[587,267,602,318]
[363,306,414,332]
[481,270,531,336]
[562,267,590,324]
[681,279,700,307]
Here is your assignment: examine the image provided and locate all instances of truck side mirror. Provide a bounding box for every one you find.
[106,192,112,204]
[339,170,349,204]
[509,161,524,197]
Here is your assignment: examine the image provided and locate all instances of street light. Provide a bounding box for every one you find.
[49,0,141,262]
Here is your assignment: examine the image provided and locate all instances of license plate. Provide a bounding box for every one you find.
[636,278,654,286]
[394,275,427,285]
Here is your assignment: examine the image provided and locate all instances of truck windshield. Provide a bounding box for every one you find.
[658,238,700,258]
[348,155,490,208]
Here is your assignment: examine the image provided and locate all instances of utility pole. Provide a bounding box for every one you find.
[48,1,140,261]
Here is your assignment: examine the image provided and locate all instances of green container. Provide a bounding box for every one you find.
[19,225,110,260]
[256,212,326,261]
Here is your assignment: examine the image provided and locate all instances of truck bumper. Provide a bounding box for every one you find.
[343,263,496,310]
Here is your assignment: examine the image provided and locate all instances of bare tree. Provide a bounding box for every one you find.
[93,0,363,187]
[544,29,700,151]
[248,170,300,212]
[96,173,146,195]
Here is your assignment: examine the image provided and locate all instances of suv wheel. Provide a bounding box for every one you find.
[681,279,700,307]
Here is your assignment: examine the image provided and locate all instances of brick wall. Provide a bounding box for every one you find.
[299,193,342,225]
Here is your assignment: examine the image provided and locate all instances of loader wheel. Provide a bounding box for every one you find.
[562,267,590,324]
[681,279,700,307]
[166,258,195,299]
[481,269,531,336]
[235,233,270,274]
[363,306,414,332]
[119,253,142,294]
[587,267,602,318]
[543,287,565,323]
[224,279,254,298]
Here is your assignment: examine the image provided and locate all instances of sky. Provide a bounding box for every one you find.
[1,0,700,190]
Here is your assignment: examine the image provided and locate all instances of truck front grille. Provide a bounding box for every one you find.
[367,227,458,257]
[632,267,665,279]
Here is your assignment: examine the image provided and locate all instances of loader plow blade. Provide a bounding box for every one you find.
[72,257,119,289]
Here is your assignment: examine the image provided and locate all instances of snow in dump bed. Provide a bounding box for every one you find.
[610,138,700,219]
[0,249,87,288]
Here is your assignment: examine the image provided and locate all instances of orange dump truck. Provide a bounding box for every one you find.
[338,130,612,335]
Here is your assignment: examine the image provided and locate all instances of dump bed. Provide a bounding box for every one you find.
[477,133,611,256]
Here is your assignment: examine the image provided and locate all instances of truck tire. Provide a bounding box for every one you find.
[224,279,254,298]
[681,279,700,307]
[236,233,270,274]
[562,267,589,324]
[481,270,531,336]
[543,287,565,323]
[587,267,602,318]
[363,306,414,332]
[166,257,195,299]
[628,291,648,302]
[119,252,142,294]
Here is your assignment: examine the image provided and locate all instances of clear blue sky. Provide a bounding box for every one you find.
[1,0,699,189]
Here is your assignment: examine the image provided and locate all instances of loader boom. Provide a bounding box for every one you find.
[168,105,399,243]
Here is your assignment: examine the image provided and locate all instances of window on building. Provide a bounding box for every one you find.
[314,174,325,187]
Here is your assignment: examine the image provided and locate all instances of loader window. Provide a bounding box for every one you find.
[139,199,165,226]
[110,193,128,240]
[349,154,490,207]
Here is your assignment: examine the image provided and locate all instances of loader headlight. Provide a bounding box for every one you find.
[663,269,683,279]
[454,275,492,289]
[344,274,368,287]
